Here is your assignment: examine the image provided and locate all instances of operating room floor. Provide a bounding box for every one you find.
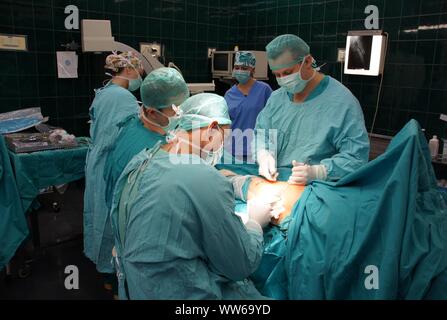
[0,181,113,300]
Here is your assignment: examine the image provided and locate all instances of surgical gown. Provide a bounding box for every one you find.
[110,147,265,299]
[220,120,447,299]
[254,76,370,181]
[252,120,447,299]
[84,82,139,273]
[224,81,272,159]
[103,115,164,209]
[0,136,28,270]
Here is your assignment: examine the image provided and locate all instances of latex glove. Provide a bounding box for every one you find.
[261,194,285,220]
[257,150,278,181]
[247,198,274,228]
[270,198,285,220]
[228,174,251,201]
[288,160,327,185]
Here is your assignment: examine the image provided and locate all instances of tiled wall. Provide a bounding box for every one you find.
[237,0,447,137]
[0,0,238,136]
[0,0,446,138]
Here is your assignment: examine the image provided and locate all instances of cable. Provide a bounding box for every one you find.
[315,62,327,72]
[168,62,182,75]
[369,32,389,136]
[369,73,384,135]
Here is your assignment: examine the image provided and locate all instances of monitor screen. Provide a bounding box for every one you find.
[213,53,229,72]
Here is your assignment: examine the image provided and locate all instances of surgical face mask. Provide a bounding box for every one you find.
[128,76,142,91]
[107,63,142,92]
[171,127,224,167]
[117,55,143,91]
[198,126,225,166]
[232,69,251,84]
[140,104,181,133]
[276,58,316,94]
[114,74,142,91]
[203,141,224,166]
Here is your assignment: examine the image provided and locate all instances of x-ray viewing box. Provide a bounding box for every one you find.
[344,30,387,76]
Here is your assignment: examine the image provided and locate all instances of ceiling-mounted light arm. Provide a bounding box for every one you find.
[81,19,164,74]
[114,41,164,74]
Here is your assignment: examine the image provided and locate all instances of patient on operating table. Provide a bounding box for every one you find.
[220,169,305,225]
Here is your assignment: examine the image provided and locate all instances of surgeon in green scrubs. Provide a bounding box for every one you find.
[110,93,276,300]
[103,67,190,209]
[254,34,370,184]
[84,51,143,281]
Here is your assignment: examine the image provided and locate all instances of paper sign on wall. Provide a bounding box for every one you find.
[57,51,78,78]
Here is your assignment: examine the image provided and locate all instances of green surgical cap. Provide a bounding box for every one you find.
[140,67,190,109]
[174,93,232,131]
[266,34,310,71]
[234,51,256,68]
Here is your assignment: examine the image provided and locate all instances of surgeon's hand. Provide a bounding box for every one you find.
[270,198,285,220]
[257,150,278,181]
[247,199,275,228]
[288,160,327,185]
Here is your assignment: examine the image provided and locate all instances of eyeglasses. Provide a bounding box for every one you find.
[234,65,252,71]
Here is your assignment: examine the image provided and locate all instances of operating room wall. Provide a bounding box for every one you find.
[237,0,447,138]
[0,0,239,136]
[1,0,446,139]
